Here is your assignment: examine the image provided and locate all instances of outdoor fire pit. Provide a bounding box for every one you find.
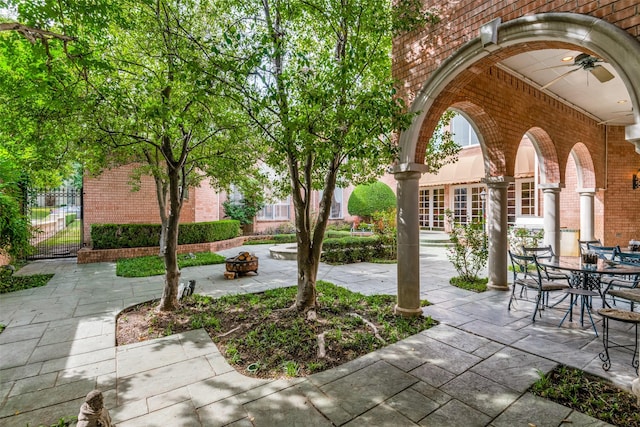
[224,252,259,279]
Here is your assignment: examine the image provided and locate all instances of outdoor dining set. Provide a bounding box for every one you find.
[507,240,640,375]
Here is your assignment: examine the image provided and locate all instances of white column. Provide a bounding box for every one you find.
[578,188,596,241]
[540,184,563,255]
[393,163,427,317]
[484,177,513,290]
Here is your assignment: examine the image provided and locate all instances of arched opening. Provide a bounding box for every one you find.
[393,12,640,314]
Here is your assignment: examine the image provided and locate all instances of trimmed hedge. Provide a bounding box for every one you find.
[91,220,240,249]
[347,182,396,220]
[321,235,396,264]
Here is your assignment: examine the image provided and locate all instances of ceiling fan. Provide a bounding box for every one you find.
[540,53,615,90]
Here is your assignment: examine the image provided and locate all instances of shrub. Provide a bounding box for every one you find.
[347,182,396,221]
[91,220,240,249]
[222,194,264,226]
[445,210,487,282]
[321,235,395,264]
[0,192,33,260]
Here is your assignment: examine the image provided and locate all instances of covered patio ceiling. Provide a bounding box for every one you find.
[498,48,633,126]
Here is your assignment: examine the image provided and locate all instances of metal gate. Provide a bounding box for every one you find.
[26,187,83,259]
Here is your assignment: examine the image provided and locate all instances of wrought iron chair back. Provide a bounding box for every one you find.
[508,251,570,321]
[587,243,620,261]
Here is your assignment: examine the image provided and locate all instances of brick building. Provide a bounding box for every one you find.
[391,1,640,317]
[82,164,358,247]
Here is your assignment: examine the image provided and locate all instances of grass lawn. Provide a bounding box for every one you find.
[40,220,81,246]
[117,281,436,378]
[29,207,51,221]
[116,252,227,277]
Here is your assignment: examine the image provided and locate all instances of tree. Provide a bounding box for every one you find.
[347,182,396,222]
[0,2,103,260]
[80,0,261,311]
[213,0,437,312]
[4,0,262,311]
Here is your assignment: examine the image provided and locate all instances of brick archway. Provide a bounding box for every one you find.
[569,142,597,189]
[525,127,561,185]
[392,11,640,320]
[398,12,640,167]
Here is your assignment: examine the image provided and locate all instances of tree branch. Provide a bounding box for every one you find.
[0,22,76,43]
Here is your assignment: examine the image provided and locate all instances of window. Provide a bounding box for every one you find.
[432,188,445,228]
[507,183,516,226]
[227,184,242,204]
[330,188,343,219]
[419,187,445,229]
[257,197,290,220]
[453,187,468,224]
[519,180,536,216]
[452,185,485,225]
[470,187,484,223]
[419,189,430,227]
[451,113,480,147]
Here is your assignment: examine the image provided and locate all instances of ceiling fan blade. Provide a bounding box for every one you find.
[540,67,580,90]
[532,64,573,72]
[590,65,614,83]
[597,112,633,125]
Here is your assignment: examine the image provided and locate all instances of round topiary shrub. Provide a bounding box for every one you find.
[347,182,396,221]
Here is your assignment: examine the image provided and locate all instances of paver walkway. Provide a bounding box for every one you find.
[1,235,638,426]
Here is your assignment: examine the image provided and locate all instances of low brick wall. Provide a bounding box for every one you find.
[77,237,246,264]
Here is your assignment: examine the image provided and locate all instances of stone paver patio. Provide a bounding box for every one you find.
[1,234,637,426]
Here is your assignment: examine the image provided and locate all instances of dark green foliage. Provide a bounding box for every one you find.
[91,220,240,249]
[0,192,33,260]
[321,235,396,264]
[178,221,240,245]
[324,230,352,239]
[530,365,640,426]
[223,195,264,226]
[0,274,53,294]
[347,182,396,221]
[273,234,296,243]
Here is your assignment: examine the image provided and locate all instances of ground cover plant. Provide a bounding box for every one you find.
[117,281,436,378]
[530,365,640,426]
[0,273,54,294]
[449,276,488,292]
[116,252,226,277]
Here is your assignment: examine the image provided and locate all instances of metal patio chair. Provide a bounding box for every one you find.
[508,251,570,322]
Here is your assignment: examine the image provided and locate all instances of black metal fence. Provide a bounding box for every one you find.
[25,187,83,259]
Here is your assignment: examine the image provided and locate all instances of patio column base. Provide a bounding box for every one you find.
[394,304,423,318]
[487,283,509,291]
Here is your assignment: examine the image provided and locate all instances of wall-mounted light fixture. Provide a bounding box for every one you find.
[634,169,640,190]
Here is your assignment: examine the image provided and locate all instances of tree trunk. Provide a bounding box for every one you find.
[157,204,181,311]
[295,234,319,310]
[157,153,183,312]
[292,155,340,312]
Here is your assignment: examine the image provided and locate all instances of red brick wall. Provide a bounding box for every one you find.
[394,0,640,105]
[194,177,220,222]
[561,155,580,230]
[83,164,197,246]
[393,0,640,247]
[602,127,640,245]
